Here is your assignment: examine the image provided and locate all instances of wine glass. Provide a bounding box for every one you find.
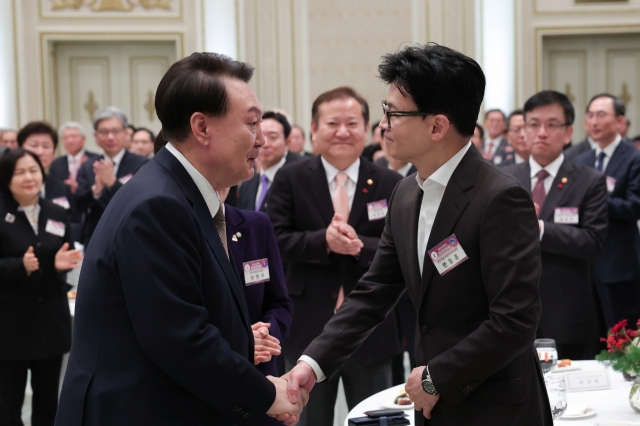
[545,376,568,421]
[535,338,558,377]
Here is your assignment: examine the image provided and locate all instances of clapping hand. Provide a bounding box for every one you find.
[405,366,440,420]
[326,213,363,256]
[252,322,281,365]
[64,175,79,194]
[23,246,39,272]
[93,159,116,189]
[266,376,309,426]
[55,243,83,272]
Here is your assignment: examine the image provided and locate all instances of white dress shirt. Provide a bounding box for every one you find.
[484,136,502,159]
[165,143,220,218]
[529,153,564,240]
[587,136,598,150]
[254,154,287,208]
[67,149,86,175]
[594,134,622,173]
[321,156,360,211]
[515,153,526,165]
[391,162,414,177]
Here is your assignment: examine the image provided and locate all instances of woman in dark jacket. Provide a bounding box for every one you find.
[0,149,82,426]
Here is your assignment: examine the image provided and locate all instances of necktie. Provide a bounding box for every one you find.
[69,157,78,179]
[597,152,606,172]
[531,169,550,215]
[484,141,494,160]
[256,174,269,211]
[332,172,350,311]
[213,205,229,259]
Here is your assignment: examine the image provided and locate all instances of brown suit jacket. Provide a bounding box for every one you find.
[304,146,553,425]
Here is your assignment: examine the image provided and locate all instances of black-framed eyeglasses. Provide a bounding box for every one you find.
[381,100,440,129]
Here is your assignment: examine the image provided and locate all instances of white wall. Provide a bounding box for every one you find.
[203,0,238,59]
[0,0,18,128]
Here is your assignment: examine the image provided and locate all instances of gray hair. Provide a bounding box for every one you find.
[59,121,86,137]
[92,106,129,130]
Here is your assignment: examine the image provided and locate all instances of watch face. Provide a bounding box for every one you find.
[422,379,437,395]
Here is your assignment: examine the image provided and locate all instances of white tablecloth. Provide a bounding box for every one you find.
[345,361,640,426]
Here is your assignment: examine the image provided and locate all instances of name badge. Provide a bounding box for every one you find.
[243,258,270,286]
[4,213,15,223]
[564,370,610,392]
[606,176,616,193]
[119,174,133,185]
[428,234,468,276]
[52,196,70,209]
[554,207,579,224]
[367,200,388,221]
[45,219,65,237]
[493,156,503,165]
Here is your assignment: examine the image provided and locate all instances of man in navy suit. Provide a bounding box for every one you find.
[56,53,305,426]
[574,93,640,330]
[49,122,101,193]
[75,107,148,246]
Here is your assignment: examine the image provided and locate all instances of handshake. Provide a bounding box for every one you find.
[265,362,318,426]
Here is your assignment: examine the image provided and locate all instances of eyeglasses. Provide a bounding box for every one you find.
[96,128,124,137]
[525,122,569,133]
[381,101,440,129]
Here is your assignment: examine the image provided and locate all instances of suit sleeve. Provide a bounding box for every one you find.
[428,184,541,406]
[0,256,28,281]
[540,174,608,261]
[75,162,96,213]
[609,155,640,221]
[268,168,331,265]
[114,196,275,424]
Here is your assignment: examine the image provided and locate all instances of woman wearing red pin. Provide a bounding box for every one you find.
[0,149,82,426]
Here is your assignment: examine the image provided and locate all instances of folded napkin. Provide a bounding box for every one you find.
[562,404,591,417]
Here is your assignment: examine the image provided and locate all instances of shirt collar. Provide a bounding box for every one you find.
[529,153,565,179]
[67,149,86,162]
[321,156,360,185]
[261,154,287,182]
[106,148,126,165]
[393,162,413,177]
[515,153,526,164]
[415,141,472,190]
[587,136,598,149]
[595,134,622,158]
[165,142,220,218]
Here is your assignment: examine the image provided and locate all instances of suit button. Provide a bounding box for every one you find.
[233,405,239,412]
[332,292,338,298]
[421,324,429,334]
[462,387,469,394]
[471,381,478,389]
[243,413,249,419]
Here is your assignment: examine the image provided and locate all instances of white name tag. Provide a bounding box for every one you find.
[52,196,70,209]
[243,258,270,286]
[554,207,579,224]
[366,200,388,221]
[564,370,610,392]
[119,174,133,185]
[4,213,15,223]
[428,234,468,276]
[45,219,66,237]
[606,176,616,193]
[493,156,503,165]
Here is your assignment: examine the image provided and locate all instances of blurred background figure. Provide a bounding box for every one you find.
[289,125,313,158]
[471,123,485,155]
[482,109,509,164]
[0,129,19,151]
[500,109,530,166]
[0,149,82,426]
[362,121,383,162]
[130,127,155,159]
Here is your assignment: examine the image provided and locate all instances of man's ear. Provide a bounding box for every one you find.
[430,115,451,142]
[190,112,210,146]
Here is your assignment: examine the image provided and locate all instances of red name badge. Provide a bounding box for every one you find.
[243,258,270,286]
[428,234,468,276]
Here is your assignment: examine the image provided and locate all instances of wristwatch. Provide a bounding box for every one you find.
[421,366,439,395]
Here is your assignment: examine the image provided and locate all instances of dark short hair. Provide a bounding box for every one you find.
[155,52,255,142]
[133,127,156,142]
[154,129,166,155]
[262,111,291,139]
[371,121,380,134]
[586,93,626,117]
[291,124,306,139]
[17,121,58,149]
[475,123,484,139]
[507,109,525,129]
[311,86,369,127]
[0,148,46,198]
[378,43,485,137]
[127,124,136,132]
[524,90,575,126]
[484,109,506,121]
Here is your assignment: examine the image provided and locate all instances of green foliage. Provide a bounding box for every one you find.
[597,344,640,375]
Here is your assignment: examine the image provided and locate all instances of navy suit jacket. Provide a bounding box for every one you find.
[49,150,101,182]
[224,204,293,377]
[574,141,640,284]
[56,147,275,426]
[75,150,148,246]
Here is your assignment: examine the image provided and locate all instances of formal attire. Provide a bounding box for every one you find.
[564,138,595,161]
[503,156,607,359]
[498,152,526,167]
[375,157,417,177]
[225,205,293,426]
[482,136,509,165]
[0,195,73,426]
[574,137,640,329]
[236,151,301,212]
[49,150,101,183]
[75,149,148,246]
[56,145,275,426]
[267,155,403,426]
[302,143,553,426]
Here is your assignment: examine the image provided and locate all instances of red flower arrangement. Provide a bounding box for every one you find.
[596,319,640,377]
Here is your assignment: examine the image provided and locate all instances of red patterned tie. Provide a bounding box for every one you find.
[532,169,550,216]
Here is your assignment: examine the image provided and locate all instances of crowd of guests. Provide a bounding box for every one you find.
[1,82,640,425]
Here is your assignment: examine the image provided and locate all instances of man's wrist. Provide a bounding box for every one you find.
[421,365,439,395]
[298,355,325,382]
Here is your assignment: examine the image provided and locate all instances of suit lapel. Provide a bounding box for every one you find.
[605,141,627,178]
[305,157,335,226]
[243,174,260,210]
[512,162,532,193]
[540,160,575,221]
[401,182,423,306]
[348,159,376,228]
[225,206,249,285]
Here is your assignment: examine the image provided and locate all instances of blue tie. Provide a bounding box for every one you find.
[597,152,606,172]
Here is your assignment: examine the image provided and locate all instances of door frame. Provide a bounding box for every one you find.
[40,32,184,128]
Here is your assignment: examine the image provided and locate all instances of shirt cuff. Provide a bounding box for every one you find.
[298,355,326,382]
[539,220,544,241]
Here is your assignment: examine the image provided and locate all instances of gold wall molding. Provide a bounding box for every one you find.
[40,0,182,19]
[84,91,99,120]
[144,90,155,121]
[620,82,632,104]
[533,0,640,14]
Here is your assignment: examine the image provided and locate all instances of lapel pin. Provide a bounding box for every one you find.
[232,235,238,242]
[362,188,368,194]
[4,213,14,223]
[561,177,568,183]
[367,179,373,185]
[557,183,563,189]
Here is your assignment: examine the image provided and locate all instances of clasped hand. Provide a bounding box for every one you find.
[92,159,116,195]
[252,322,281,365]
[326,213,363,256]
[269,361,317,425]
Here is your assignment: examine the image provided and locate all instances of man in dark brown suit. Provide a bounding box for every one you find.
[279,44,553,426]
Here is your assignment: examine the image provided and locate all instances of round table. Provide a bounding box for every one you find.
[345,361,640,426]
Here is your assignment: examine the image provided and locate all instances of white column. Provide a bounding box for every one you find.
[203,0,238,59]
[0,0,18,128]
[478,0,516,114]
